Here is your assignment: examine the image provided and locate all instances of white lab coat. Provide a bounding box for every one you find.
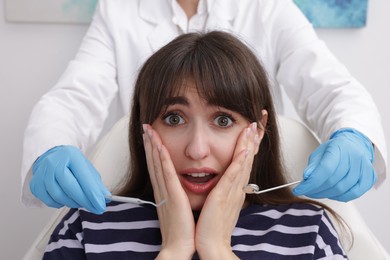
[22,0,387,207]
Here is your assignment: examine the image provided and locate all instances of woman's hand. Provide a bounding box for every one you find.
[195,122,262,259]
[143,124,195,259]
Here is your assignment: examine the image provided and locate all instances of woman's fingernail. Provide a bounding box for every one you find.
[142,124,147,133]
[246,127,251,137]
[251,122,257,132]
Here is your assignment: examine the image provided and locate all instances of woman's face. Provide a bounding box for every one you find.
[152,84,252,210]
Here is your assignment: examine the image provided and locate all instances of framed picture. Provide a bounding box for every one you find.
[5,0,98,24]
[5,0,368,28]
[293,0,368,28]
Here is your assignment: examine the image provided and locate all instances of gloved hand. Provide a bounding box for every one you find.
[30,145,111,214]
[293,128,377,202]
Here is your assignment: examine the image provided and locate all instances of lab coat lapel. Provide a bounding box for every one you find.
[205,0,238,32]
[139,0,178,52]
[148,22,178,52]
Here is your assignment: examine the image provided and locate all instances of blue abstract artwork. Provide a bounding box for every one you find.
[293,0,368,28]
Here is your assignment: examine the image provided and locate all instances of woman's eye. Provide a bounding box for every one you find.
[164,114,184,126]
[214,115,233,127]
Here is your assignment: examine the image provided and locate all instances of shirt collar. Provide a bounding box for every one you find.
[170,0,214,14]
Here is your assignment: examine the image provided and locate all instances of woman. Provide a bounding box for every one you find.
[44,31,348,259]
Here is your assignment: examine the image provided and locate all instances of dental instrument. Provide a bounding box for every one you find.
[105,195,166,207]
[244,180,301,194]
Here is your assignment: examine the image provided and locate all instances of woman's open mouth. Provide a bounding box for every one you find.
[179,171,219,194]
[185,173,215,183]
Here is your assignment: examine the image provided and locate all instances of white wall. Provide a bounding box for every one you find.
[0,0,388,259]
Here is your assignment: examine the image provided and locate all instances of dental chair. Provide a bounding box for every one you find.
[22,115,390,259]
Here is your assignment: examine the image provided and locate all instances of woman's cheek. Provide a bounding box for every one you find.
[212,134,237,164]
[160,133,185,161]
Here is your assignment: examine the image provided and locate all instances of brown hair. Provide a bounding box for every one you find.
[117,32,351,245]
[118,31,285,202]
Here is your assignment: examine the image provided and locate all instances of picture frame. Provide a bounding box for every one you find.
[5,0,98,24]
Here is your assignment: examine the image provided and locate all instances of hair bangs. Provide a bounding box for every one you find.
[138,31,266,125]
[189,41,259,122]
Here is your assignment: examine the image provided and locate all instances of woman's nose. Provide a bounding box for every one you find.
[184,126,210,160]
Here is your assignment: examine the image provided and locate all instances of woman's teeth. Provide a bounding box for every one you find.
[186,173,211,177]
[184,173,216,184]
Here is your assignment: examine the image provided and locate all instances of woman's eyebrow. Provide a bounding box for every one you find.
[163,96,189,106]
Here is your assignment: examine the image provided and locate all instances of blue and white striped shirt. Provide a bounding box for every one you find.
[44,202,347,259]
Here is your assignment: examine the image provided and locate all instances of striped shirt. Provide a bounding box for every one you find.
[44,202,347,259]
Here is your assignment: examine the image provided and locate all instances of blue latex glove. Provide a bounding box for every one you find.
[293,128,376,202]
[30,145,111,214]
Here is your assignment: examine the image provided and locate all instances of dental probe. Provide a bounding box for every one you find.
[243,180,301,194]
[105,195,166,207]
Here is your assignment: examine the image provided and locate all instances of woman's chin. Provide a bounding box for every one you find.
[189,196,206,211]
